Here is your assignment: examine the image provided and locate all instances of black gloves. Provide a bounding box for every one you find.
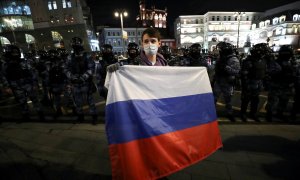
[107,62,120,73]
[71,76,85,84]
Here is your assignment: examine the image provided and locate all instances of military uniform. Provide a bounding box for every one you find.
[95,44,117,99]
[240,43,270,122]
[65,37,97,124]
[265,45,296,122]
[213,42,240,122]
[47,49,67,117]
[1,45,44,121]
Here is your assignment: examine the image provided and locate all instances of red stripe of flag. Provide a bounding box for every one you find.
[109,120,223,180]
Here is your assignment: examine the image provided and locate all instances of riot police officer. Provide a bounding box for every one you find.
[265,45,296,122]
[65,37,97,124]
[35,49,51,106]
[96,44,117,99]
[213,42,241,122]
[240,43,270,122]
[160,45,172,61]
[47,49,67,118]
[187,43,208,67]
[0,45,44,121]
[125,42,140,65]
[291,58,300,121]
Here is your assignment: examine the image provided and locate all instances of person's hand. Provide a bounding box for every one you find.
[71,77,84,84]
[107,63,120,73]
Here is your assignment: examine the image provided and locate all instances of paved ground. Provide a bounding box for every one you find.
[0,90,299,179]
[1,119,300,180]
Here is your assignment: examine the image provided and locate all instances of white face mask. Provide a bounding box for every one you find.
[143,44,158,56]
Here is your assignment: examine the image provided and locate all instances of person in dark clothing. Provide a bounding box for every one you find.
[119,42,140,65]
[240,43,270,122]
[0,45,44,122]
[95,44,118,99]
[65,37,97,124]
[265,45,297,122]
[213,42,241,122]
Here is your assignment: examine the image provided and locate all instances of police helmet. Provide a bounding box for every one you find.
[3,45,21,59]
[189,43,201,53]
[128,42,139,51]
[71,37,83,46]
[250,43,271,57]
[48,49,59,58]
[216,42,234,55]
[102,44,113,54]
[278,45,293,56]
[127,42,139,58]
[188,43,202,58]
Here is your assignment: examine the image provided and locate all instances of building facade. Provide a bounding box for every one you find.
[175,1,300,52]
[138,0,167,29]
[0,0,98,52]
[249,1,300,51]
[0,0,34,51]
[100,27,146,55]
[175,12,262,52]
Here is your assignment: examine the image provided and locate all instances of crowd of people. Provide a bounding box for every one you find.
[0,27,299,124]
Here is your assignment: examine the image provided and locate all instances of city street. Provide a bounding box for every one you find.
[0,90,299,179]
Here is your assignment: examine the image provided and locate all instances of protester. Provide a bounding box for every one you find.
[107,27,167,73]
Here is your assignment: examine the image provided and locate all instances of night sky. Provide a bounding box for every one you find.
[86,0,298,33]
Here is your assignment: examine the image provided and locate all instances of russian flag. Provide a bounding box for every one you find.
[105,66,222,180]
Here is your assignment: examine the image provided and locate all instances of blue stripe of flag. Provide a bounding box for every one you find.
[106,93,217,145]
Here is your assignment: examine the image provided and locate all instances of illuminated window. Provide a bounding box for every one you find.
[293,14,299,21]
[273,17,278,25]
[251,24,256,30]
[259,21,264,28]
[25,34,35,44]
[53,1,57,9]
[51,31,63,41]
[62,0,72,8]
[279,15,286,23]
[292,25,298,33]
[275,28,282,35]
[64,15,74,23]
[48,1,57,10]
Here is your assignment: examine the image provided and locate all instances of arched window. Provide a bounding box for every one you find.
[0,36,11,45]
[273,17,279,25]
[25,34,35,44]
[279,15,286,23]
[154,14,158,27]
[293,14,298,21]
[292,25,298,34]
[51,31,63,41]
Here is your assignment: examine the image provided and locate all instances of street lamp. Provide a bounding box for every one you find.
[234,12,245,48]
[114,10,128,55]
[136,15,140,44]
[4,18,17,45]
